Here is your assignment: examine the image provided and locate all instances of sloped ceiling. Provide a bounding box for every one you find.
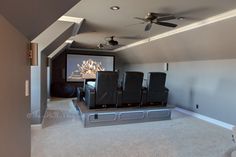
[42,24,75,56]
[0,0,81,40]
[32,21,80,57]
[33,21,74,50]
[65,0,236,50]
[116,16,236,64]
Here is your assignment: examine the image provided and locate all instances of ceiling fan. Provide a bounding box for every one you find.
[134,12,180,31]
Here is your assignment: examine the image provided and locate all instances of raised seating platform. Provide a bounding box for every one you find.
[73,100,175,127]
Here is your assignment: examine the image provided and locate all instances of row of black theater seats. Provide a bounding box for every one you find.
[78,71,169,109]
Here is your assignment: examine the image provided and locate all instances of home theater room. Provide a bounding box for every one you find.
[1,0,236,157]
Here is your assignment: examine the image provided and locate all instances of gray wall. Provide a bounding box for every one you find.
[30,66,41,123]
[30,21,76,124]
[0,15,30,157]
[121,59,236,125]
[167,59,236,125]
[30,49,41,124]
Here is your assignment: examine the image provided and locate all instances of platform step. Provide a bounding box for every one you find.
[73,100,173,127]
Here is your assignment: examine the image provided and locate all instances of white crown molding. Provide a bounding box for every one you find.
[175,107,234,130]
[114,9,236,52]
[58,16,84,36]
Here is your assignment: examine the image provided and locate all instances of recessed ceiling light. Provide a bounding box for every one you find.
[110,6,120,11]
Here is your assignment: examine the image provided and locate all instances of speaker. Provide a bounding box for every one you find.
[29,43,38,66]
[164,63,169,71]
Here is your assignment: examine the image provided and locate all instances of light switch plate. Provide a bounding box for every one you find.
[25,80,29,96]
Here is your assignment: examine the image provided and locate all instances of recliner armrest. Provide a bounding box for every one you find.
[141,87,147,105]
[164,87,169,105]
[85,84,96,109]
[116,88,122,107]
[165,87,169,92]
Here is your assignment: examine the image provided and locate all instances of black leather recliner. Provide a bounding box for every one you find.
[117,72,144,107]
[142,72,169,105]
[85,71,118,109]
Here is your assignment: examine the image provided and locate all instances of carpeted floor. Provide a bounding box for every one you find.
[31,98,235,157]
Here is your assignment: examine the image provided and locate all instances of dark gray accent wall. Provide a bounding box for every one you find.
[51,49,117,97]
[0,15,30,157]
[121,59,236,125]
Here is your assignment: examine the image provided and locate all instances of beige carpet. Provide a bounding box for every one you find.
[31,98,235,157]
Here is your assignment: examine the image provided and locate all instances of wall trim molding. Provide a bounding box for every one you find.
[175,107,234,130]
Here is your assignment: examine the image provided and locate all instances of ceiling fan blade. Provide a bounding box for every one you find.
[134,17,148,22]
[145,23,152,31]
[157,15,176,21]
[155,21,177,28]
[124,22,145,27]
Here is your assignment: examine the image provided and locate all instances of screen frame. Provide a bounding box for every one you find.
[65,53,115,83]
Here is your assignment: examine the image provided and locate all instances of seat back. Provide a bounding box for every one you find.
[147,72,166,103]
[95,71,118,105]
[122,72,143,104]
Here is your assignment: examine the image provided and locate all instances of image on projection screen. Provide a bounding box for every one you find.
[66,54,114,82]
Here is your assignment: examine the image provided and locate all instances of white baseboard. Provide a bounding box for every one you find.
[31,124,42,130]
[175,107,234,130]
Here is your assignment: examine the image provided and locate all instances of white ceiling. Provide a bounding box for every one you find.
[2,0,236,63]
[32,21,74,50]
[65,0,236,50]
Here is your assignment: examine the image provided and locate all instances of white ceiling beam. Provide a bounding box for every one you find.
[58,16,84,24]
[58,16,84,36]
[48,43,68,59]
[46,16,85,58]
